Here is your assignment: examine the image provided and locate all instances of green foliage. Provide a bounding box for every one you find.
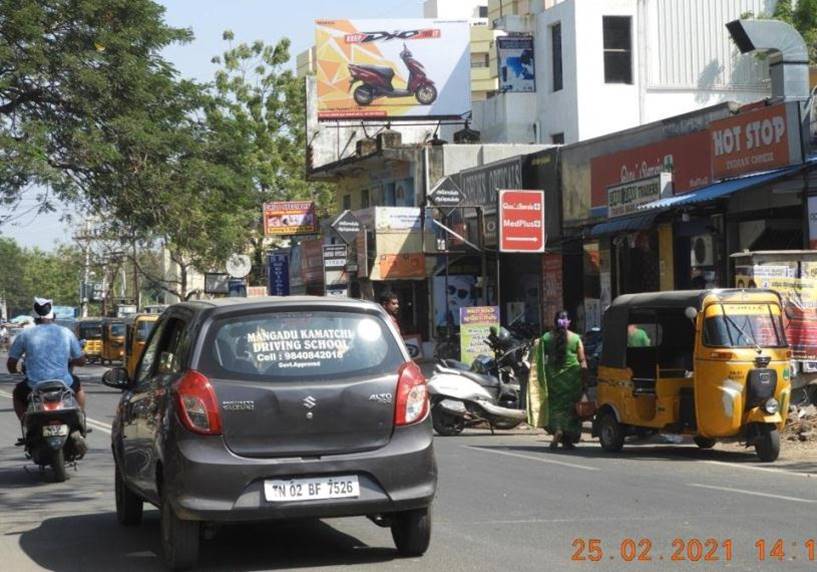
[0,237,83,316]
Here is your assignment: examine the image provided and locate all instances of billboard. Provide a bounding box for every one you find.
[263,201,318,236]
[315,19,470,120]
[497,36,535,93]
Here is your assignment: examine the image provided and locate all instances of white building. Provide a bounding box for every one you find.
[475,0,777,144]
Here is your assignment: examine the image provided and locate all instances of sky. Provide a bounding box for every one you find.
[0,0,425,251]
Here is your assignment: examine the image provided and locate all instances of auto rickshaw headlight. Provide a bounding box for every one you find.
[764,398,780,415]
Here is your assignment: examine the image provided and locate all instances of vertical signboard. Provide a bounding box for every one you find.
[498,190,545,253]
[459,306,500,366]
[267,251,290,296]
[809,196,817,250]
[541,254,563,327]
[497,35,535,93]
[323,244,349,297]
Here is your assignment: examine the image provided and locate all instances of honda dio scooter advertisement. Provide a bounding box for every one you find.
[315,19,471,120]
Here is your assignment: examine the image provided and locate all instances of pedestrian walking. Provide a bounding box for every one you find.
[528,310,588,450]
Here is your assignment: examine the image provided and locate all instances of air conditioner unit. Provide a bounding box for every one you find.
[690,234,714,267]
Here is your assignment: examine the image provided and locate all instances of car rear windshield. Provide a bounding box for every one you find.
[198,309,405,381]
[110,323,126,337]
[79,324,102,338]
[703,303,786,348]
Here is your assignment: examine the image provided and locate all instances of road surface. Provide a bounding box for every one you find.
[1,357,816,571]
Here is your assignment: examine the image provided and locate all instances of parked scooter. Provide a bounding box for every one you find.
[428,326,533,436]
[21,380,87,482]
[348,43,437,106]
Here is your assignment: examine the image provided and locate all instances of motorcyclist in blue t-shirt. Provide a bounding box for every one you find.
[7,298,87,421]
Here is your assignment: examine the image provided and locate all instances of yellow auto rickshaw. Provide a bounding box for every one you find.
[101,318,127,364]
[593,289,791,462]
[123,313,159,378]
[76,318,103,363]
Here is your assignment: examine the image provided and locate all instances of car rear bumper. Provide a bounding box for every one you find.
[164,417,437,522]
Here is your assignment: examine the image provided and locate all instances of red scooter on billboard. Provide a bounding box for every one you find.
[348,43,437,106]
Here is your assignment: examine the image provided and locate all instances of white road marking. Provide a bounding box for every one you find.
[464,445,600,471]
[0,389,112,434]
[689,483,817,504]
[704,459,815,479]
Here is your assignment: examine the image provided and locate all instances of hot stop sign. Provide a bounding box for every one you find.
[498,190,545,253]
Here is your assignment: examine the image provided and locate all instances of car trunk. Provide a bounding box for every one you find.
[214,373,398,458]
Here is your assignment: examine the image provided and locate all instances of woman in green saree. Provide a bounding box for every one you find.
[527,310,588,449]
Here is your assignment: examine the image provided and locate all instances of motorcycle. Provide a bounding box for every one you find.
[428,326,534,436]
[21,380,87,482]
[348,43,437,106]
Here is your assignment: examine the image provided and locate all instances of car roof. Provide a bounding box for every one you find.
[172,296,385,315]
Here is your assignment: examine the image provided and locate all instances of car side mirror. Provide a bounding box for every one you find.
[102,367,130,390]
[685,307,698,321]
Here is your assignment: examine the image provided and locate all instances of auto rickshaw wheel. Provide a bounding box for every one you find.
[598,413,625,452]
[693,436,716,449]
[754,425,780,463]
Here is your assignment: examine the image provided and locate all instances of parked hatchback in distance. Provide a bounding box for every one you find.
[103,297,436,570]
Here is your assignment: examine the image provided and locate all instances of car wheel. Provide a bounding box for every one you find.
[693,436,716,449]
[51,448,67,483]
[431,408,464,436]
[115,464,143,526]
[391,507,431,557]
[754,425,780,463]
[161,493,200,570]
[598,413,625,452]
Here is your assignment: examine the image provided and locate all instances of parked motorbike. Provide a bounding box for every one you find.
[348,43,437,106]
[21,380,86,482]
[428,326,534,436]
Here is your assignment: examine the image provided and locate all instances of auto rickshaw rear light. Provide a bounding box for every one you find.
[710,350,734,360]
[173,370,222,435]
[395,361,429,426]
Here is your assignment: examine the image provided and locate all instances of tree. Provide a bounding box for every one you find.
[0,0,199,222]
[209,33,335,284]
[743,0,817,63]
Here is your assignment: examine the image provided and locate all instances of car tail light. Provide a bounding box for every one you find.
[173,370,222,435]
[394,361,429,426]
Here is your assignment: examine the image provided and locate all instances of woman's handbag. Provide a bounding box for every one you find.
[575,392,597,419]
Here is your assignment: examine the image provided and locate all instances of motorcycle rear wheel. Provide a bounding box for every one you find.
[353,86,374,106]
[51,448,67,483]
[431,409,464,436]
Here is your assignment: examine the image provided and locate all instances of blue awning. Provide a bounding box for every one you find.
[590,210,663,237]
[637,162,809,211]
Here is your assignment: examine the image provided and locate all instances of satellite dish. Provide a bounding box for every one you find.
[226,254,252,278]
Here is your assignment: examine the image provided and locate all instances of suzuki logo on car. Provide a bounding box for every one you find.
[345,29,440,44]
[368,393,393,405]
[303,396,317,409]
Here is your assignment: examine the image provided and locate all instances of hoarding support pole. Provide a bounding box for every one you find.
[479,207,488,306]
[444,210,450,339]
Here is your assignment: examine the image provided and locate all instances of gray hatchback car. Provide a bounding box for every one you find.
[103,297,436,569]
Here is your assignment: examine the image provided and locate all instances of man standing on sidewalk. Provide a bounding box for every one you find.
[379,291,401,336]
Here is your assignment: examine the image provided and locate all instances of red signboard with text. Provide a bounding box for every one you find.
[710,103,796,180]
[498,190,545,253]
[590,131,712,208]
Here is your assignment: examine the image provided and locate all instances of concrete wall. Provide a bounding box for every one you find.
[425,0,487,19]
[472,92,538,142]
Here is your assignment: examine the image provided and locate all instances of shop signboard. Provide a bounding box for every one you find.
[590,131,711,208]
[710,102,802,180]
[498,190,545,253]
[323,244,349,297]
[266,251,290,296]
[375,207,422,232]
[497,35,535,93]
[809,196,817,250]
[263,201,319,236]
[428,176,464,208]
[376,253,425,280]
[315,19,470,120]
[459,306,500,366]
[300,238,325,284]
[607,173,672,218]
